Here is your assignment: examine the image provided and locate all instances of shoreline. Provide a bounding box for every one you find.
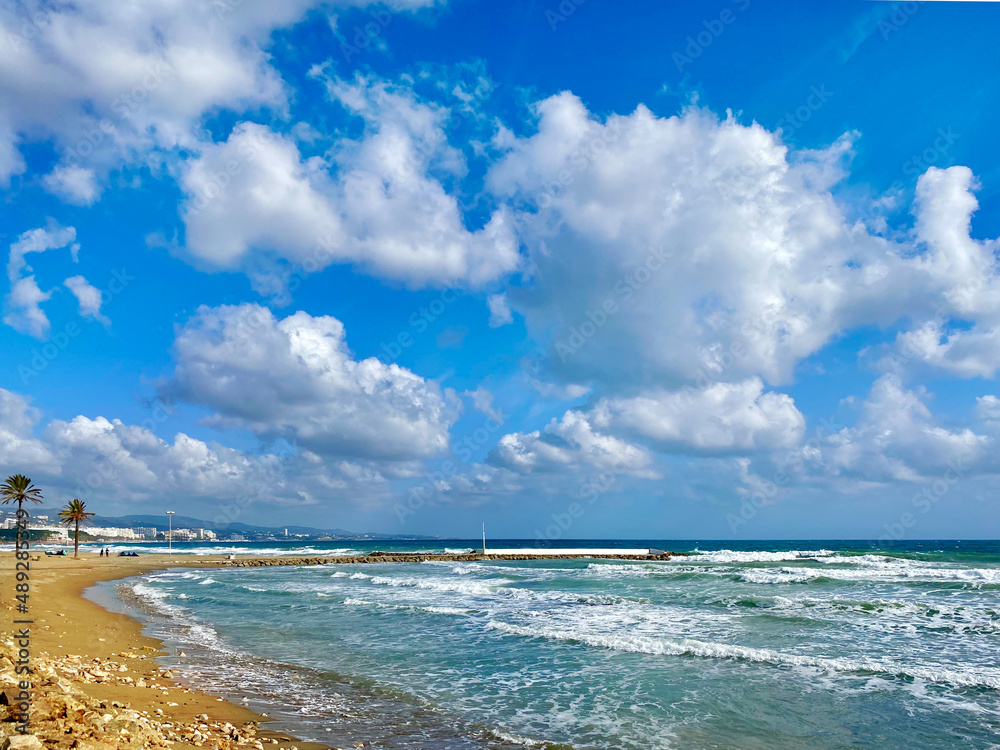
[1,549,686,749]
[0,552,333,750]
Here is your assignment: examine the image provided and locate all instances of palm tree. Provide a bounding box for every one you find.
[58,499,95,559]
[0,475,44,553]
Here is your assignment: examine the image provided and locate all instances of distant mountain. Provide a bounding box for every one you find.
[89,514,438,540]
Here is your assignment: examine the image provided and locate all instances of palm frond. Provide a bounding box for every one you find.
[0,474,44,505]
[58,498,95,527]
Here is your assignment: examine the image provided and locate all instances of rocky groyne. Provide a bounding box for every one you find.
[222,551,686,567]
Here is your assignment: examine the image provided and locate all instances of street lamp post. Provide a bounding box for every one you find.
[166,511,175,555]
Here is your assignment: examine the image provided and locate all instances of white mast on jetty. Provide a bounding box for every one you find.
[482,523,486,555]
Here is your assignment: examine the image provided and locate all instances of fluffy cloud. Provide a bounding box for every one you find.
[0,0,440,195]
[64,276,110,326]
[874,167,1000,378]
[818,375,987,483]
[0,387,391,512]
[976,395,1000,422]
[888,321,1000,379]
[179,76,518,294]
[491,410,654,477]
[6,225,77,282]
[592,378,805,454]
[487,94,998,391]
[4,277,52,339]
[162,304,457,461]
[487,293,513,327]
[42,165,100,205]
[0,390,58,473]
[4,225,78,338]
[0,116,25,186]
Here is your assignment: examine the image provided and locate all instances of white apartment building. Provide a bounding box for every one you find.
[88,527,140,539]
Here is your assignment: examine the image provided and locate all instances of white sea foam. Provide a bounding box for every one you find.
[485,621,1000,690]
[692,549,834,563]
[584,563,652,578]
[736,564,1000,586]
[359,572,647,606]
[344,597,376,607]
[131,582,171,600]
[367,574,497,597]
[487,728,547,746]
[721,594,1000,635]
[343,597,471,617]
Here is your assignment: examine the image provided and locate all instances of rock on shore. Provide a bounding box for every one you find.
[0,637,263,750]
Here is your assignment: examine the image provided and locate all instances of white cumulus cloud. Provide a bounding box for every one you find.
[592,378,805,454]
[64,275,110,326]
[161,304,458,462]
[178,76,519,295]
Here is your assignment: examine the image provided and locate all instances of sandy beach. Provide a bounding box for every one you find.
[0,552,334,750]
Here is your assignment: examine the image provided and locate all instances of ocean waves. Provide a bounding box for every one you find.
[484,621,1000,690]
[112,543,1000,749]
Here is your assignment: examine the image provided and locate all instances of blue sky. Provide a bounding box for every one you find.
[2,0,999,539]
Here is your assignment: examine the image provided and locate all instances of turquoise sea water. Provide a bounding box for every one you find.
[95,540,1000,749]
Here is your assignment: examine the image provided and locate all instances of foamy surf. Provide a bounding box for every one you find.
[484,621,1000,690]
[102,542,1000,749]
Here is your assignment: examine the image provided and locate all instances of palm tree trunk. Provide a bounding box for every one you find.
[74,519,80,558]
[14,499,22,554]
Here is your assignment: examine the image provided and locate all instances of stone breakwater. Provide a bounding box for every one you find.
[223,552,686,567]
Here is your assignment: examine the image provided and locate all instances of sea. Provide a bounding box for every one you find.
[78,539,1000,749]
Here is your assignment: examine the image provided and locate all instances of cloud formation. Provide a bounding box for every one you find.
[3,225,78,338]
[0,0,440,196]
[179,77,518,295]
[162,304,458,462]
[592,378,805,454]
[488,94,998,392]
[0,387,392,513]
